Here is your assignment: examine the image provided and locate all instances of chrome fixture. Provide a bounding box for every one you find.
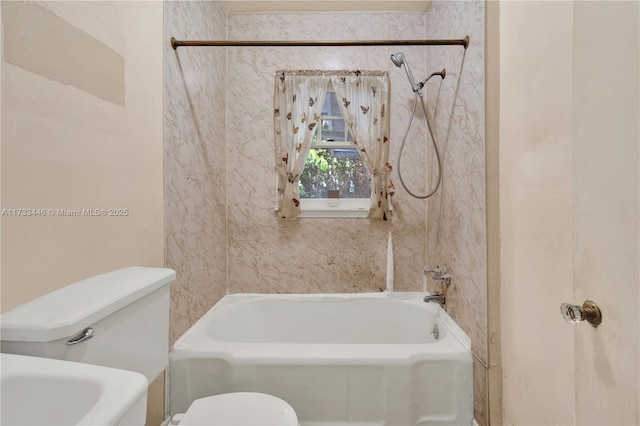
[424,265,442,275]
[391,54,447,93]
[424,265,452,286]
[391,52,419,92]
[392,52,447,199]
[417,69,447,91]
[423,294,446,305]
[560,301,603,328]
[66,327,95,345]
[434,272,451,286]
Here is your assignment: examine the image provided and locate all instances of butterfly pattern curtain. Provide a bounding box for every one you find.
[274,70,392,220]
[330,72,393,220]
[274,71,330,219]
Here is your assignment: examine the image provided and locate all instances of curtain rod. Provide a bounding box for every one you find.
[170,36,469,50]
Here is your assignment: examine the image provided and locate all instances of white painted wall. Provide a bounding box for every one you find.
[572,2,639,422]
[498,1,639,424]
[499,2,575,423]
[1,2,165,424]
[1,2,164,313]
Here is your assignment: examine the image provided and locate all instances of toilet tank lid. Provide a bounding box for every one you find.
[1,267,176,343]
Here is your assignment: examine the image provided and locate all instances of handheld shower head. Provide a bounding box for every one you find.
[390,52,404,68]
[391,52,417,92]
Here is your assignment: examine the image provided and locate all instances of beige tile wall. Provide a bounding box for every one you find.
[164,0,228,345]
[166,4,488,423]
[225,12,428,295]
[423,1,487,423]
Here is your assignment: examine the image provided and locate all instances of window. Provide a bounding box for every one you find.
[298,90,371,218]
[274,70,391,220]
[299,91,371,217]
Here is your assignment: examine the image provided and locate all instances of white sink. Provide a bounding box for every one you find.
[0,353,148,425]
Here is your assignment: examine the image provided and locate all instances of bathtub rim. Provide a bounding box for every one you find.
[168,292,474,424]
[171,292,471,364]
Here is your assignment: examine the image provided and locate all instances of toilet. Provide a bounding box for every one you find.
[0,267,298,426]
[173,393,298,426]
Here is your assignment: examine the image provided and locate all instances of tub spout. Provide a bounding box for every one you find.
[423,294,446,305]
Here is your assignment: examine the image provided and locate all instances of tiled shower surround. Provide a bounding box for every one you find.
[225,12,429,298]
[424,1,487,422]
[165,1,486,423]
[164,1,228,346]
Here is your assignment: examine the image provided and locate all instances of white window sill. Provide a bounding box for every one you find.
[298,198,369,218]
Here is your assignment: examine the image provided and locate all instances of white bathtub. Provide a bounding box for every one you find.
[169,292,473,426]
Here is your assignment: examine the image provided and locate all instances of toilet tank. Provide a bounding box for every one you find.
[0,267,175,383]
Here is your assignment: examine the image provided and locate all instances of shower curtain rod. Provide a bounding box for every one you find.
[170,36,469,50]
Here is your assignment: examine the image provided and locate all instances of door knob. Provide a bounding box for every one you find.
[560,300,602,328]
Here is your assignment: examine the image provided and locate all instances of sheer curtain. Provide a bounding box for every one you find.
[330,72,393,219]
[274,71,330,219]
[274,70,392,220]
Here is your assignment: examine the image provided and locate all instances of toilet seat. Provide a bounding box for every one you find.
[178,392,298,425]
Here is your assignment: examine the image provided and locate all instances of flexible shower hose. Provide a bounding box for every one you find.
[396,91,442,199]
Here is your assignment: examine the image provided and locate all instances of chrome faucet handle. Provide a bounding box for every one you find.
[425,265,451,286]
[434,272,451,286]
[424,265,442,275]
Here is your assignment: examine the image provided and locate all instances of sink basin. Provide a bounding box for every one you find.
[0,353,148,425]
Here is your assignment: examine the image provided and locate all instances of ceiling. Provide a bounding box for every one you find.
[220,1,430,13]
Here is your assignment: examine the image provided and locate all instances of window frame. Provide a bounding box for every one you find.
[297,89,370,218]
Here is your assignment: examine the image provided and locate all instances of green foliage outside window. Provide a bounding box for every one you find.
[299,148,370,199]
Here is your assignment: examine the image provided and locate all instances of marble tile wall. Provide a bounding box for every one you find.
[166,3,487,423]
[423,1,487,424]
[164,1,227,345]
[226,12,429,295]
